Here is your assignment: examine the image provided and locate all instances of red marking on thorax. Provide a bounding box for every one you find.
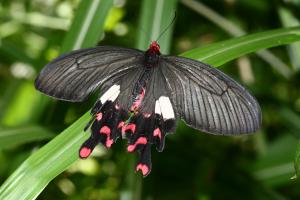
[148,41,160,54]
[136,163,149,176]
[79,147,92,158]
[127,137,147,152]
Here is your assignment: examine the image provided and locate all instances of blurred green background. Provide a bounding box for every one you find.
[1,0,300,199]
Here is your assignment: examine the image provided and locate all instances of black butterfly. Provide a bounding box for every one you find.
[35,41,261,176]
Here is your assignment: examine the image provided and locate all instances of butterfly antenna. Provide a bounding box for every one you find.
[156,12,177,42]
[138,26,152,44]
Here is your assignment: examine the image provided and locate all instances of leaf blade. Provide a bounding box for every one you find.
[181,26,300,66]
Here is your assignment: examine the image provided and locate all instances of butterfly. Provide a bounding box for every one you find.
[35,41,261,176]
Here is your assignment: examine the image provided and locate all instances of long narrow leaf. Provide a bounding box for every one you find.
[61,0,113,52]
[0,126,53,150]
[181,26,300,66]
[0,113,89,200]
[136,0,177,53]
[295,141,300,178]
[181,0,293,78]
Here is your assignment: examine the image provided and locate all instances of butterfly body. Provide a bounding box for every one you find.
[35,41,261,177]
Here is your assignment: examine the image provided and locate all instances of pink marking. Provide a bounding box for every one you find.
[106,138,113,148]
[118,121,125,129]
[79,147,92,158]
[99,126,113,148]
[130,88,145,111]
[127,137,147,152]
[96,112,103,121]
[143,113,151,118]
[153,128,162,140]
[122,123,136,134]
[136,163,149,176]
[126,124,136,133]
[115,104,120,110]
[99,126,111,135]
[149,41,160,54]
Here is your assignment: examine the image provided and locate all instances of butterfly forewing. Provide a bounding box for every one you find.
[161,55,261,135]
[35,46,144,102]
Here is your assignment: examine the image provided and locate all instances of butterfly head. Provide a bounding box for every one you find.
[149,41,160,53]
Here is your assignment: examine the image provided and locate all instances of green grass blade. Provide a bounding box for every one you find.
[1,27,300,200]
[252,134,297,186]
[279,7,300,71]
[136,0,177,53]
[181,26,300,67]
[61,0,113,52]
[0,126,53,150]
[294,140,300,178]
[0,113,89,200]
[181,0,293,78]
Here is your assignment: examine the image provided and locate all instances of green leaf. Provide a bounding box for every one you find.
[181,0,293,78]
[1,26,300,199]
[0,113,89,200]
[181,26,300,67]
[0,126,53,150]
[295,140,300,178]
[136,0,177,53]
[61,0,113,52]
[279,7,300,71]
[252,134,298,186]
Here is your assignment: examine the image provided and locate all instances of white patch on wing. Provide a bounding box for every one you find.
[158,96,175,120]
[155,100,161,115]
[100,84,120,104]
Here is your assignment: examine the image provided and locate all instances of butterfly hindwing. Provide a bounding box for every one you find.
[35,46,144,102]
[161,55,261,135]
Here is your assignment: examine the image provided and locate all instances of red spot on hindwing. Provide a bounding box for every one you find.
[118,121,125,129]
[96,112,103,121]
[136,163,150,176]
[127,137,147,152]
[99,126,111,135]
[106,138,113,148]
[153,128,162,140]
[121,123,136,134]
[99,126,113,148]
[79,147,92,158]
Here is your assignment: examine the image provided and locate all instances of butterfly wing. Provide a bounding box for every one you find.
[35,46,144,102]
[161,55,261,135]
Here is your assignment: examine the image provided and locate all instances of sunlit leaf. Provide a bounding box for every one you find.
[0,126,53,150]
